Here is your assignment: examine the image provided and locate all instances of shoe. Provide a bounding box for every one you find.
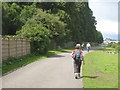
[74,73,78,79]
[75,76,78,79]
[78,73,80,78]
[76,73,81,79]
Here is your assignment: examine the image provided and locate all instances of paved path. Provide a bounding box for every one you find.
[2,47,101,88]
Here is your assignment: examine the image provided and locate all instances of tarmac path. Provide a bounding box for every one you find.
[2,46,101,88]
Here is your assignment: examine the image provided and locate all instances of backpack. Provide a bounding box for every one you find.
[72,50,83,61]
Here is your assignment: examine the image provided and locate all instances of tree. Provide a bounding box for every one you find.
[2,2,104,54]
[16,9,67,54]
[96,31,103,43]
[2,2,22,35]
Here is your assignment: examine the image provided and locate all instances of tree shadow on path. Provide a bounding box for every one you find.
[81,76,99,79]
[48,54,65,58]
[64,51,71,53]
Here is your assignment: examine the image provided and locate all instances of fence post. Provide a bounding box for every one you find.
[8,37,10,58]
[2,37,30,60]
[16,38,17,57]
[21,39,23,56]
[0,37,1,78]
[26,39,27,55]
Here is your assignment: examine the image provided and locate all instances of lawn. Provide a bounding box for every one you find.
[82,47,118,88]
[2,48,73,75]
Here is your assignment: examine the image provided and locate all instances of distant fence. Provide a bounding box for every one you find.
[50,41,75,50]
[2,37,30,61]
[63,41,75,48]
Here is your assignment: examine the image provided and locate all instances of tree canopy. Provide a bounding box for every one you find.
[2,2,103,54]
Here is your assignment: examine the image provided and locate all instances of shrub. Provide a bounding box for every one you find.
[3,57,21,65]
[115,46,120,52]
[108,43,112,47]
[31,40,51,55]
[111,43,116,48]
[108,43,118,48]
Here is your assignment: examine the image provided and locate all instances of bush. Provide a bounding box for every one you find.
[115,46,120,52]
[108,43,117,48]
[108,43,112,47]
[111,43,116,48]
[2,57,22,65]
[107,43,120,52]
[31,40,51,55]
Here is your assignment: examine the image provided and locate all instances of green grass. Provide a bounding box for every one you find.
[82,48,118,88]
[2,48,73,75]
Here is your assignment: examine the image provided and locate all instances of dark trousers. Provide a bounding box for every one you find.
[87,47,90,52]
[82,47,84,50]
[73,60,82,73]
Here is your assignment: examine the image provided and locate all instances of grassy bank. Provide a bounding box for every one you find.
[2,48,73,75]
[82,47,118,88]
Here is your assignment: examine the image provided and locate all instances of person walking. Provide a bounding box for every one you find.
[81,43,84,51]
[71,44,85,79]
[86,43,91,52]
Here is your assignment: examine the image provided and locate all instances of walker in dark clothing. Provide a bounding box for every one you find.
[73,60,82,73]
[71,44,84,79]
[87,47,90,52]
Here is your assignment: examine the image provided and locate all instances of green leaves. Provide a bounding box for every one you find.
[16,7,67,54]
[2,2,103,54]
[2,2,22,35]
[17,8,66,40]
[19,3,37,25]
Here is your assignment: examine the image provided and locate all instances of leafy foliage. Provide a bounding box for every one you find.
[2,2,22,35]
[108,43,120,52]
[2,2,103,54]
[16,8,67,54]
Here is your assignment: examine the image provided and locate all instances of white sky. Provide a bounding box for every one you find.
[88,0,119,39]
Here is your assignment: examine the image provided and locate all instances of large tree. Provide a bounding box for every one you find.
[2,2,103,54]
[16,8,67,53]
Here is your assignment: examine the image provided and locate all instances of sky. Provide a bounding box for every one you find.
[88,0,119,40]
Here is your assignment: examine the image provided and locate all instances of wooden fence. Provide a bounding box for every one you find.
[2,37,30,61]
[0,36,2,64]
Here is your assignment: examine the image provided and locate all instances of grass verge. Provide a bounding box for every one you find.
[82,47,118,88]
[2,48,73,75]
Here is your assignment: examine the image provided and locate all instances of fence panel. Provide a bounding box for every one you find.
[2,37,30,61]
[0,37,2,64]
